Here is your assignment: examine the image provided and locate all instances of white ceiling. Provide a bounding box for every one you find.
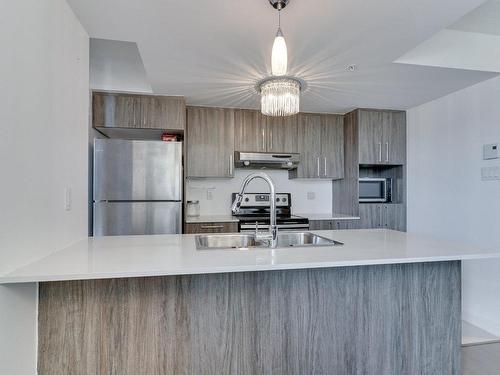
[450,0,500,35]
[68,0,497,113]
[396,0,500,74]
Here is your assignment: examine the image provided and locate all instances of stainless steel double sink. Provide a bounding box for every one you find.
[195,232,343,250]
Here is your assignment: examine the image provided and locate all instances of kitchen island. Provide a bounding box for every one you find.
[2,229,500,374]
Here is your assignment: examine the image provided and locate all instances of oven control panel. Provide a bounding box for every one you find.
[235,193,291,207]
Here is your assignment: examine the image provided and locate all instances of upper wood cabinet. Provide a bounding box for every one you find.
[290,113,344,179]
[358,109,405,165]
[265,116,298,153]
[384,111,406,165]
[92,92,186,130]
[321,115,344,179]
[186,107,235,178]
[234,110,297,153]
[234,109,267,152]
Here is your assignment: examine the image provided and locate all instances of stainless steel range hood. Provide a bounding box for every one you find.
[234,151,300,170]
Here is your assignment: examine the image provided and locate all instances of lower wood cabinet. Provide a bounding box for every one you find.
[185,222,238,234]
[309,220,358,230]
[359,203,405,231]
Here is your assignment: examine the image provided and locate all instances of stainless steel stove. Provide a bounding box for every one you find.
[231,193,309,232]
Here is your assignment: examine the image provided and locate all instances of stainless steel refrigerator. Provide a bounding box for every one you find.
[93,139,182,236]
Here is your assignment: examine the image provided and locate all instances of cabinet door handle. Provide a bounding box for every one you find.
[200,225,225,229]
[385,142,389,162]
[262,128,266,150]
[317,157,320,177]
[324,157,327,177]
[378,142,382,163]
[229,154,233,176]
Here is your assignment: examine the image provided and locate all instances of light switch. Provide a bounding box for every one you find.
[65,187,72,211]
[483,143,499,160]
[481,166,500,181]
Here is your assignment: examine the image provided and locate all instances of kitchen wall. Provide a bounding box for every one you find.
[407,75,500,336]
[186,170,334,215]
[0,0,89,373]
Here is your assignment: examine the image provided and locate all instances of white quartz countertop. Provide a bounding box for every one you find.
[2,230,500,284]
[296,213,361,221]
[185,215,239,223]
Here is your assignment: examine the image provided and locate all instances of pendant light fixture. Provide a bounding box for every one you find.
[259,0,301,117]
[271,10,287,76]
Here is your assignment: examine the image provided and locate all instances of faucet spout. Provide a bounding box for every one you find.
[232,172,278,248]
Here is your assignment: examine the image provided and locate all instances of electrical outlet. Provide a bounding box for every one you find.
[64,187,72,211]
[307,192,316,200]
[481,166,500,181]
[206,189,214,200]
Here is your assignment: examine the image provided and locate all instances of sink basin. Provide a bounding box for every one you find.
[277,232,343,247]
[195,234,260,250]
[195,232,343,250]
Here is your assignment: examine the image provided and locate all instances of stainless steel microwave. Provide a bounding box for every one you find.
[359,178,392,203]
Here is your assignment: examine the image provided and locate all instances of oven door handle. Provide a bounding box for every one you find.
[240,223,310,230]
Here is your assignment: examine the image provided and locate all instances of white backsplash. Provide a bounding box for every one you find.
[186,169,332,216]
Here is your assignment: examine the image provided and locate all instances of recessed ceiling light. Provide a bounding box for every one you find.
[346,64,357,72]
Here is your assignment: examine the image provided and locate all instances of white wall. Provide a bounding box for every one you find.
[0,0,89,373]
[407,75,500,335]
[187,170,334,216]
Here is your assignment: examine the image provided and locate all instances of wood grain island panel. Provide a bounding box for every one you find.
[38,261,461,375]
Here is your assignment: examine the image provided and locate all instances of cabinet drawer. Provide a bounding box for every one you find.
[185,222,238,234]
[309,220,358,230]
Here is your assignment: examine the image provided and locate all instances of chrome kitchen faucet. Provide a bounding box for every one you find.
[231,172,278,248]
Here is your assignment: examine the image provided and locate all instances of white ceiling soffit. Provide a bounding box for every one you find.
[449,0,500,35]
[396,0,500,73]
[396,30,500,73]
[69,0,497,113]
[90,38,153,93]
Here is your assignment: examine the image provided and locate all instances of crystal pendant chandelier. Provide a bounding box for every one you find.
[260,0,301,117]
